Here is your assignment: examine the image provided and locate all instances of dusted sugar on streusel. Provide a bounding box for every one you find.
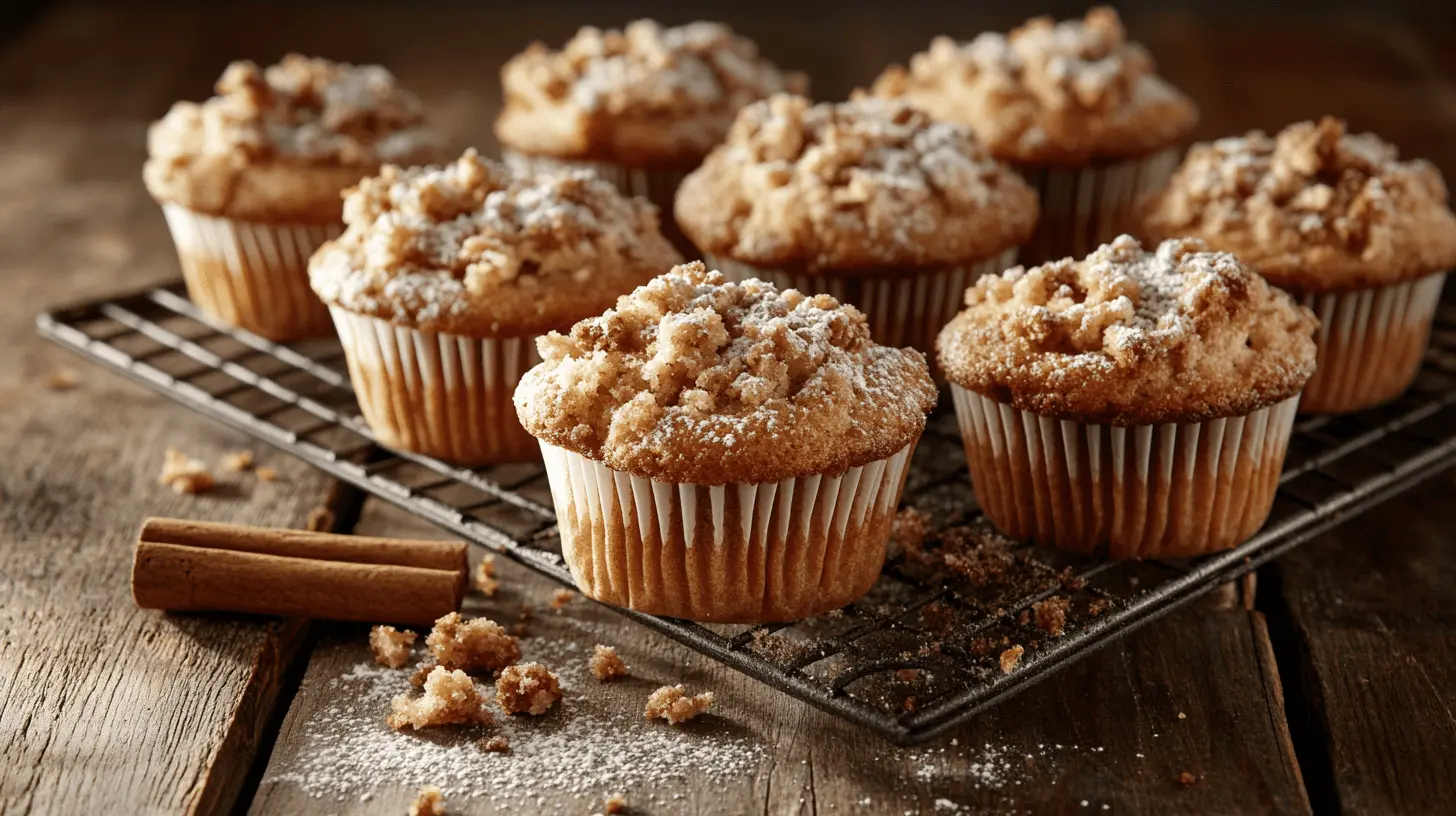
[589,645,630,682]
[424,612,521,675]
[1141,117,1456,291]
[144,54,442,221]
[644,685,714,724]
[308,150,681,336]
[675,95,1037,271]
[387,667,494,730]
[872,7,1196,164]
[496,20,805,165]
[937,236,1318,425]
[495,662,562,715]
[369,625,417,669]
[514,262,938,484]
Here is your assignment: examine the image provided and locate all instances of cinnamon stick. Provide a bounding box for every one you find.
[132,517,468,626]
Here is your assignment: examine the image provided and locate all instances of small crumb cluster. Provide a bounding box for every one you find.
[1032,597,1070,638]
[426,612,522,675]
[388,667,494,730]
[644,685,714,725]
[370,625,418,669]
[496,662,563,715]
[158,448,215,495]
[409,785,446,816]
[590,645,630,682]
[473,556,500,598]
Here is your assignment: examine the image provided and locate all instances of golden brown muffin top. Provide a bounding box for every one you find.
[937,236,1317,425]
[514,262,938,484]
[1141,117,1456,292]
[143,54,444,222]
[308,150,682,337]
[674,95,1038,272]
[871,7,1197,165]
[494,20,805,167]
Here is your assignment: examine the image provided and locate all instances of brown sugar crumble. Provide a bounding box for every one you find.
[219,450,254,472]
[369,625,418,669]
[473,556,500,598]
[549,588,575,611]
[409,785,447,816]
[388,667,493,730]
[410,661,438,689]
[1086,598,1113,616]
[1033,597,1071,638]
[1178,771,1198,787]
[479,735,511,754]
[426,612,522,675]
[644,685,714,725]
[46,366,81,391]
[159,448,215,495]
[496,662,563,715]
[254,466,279,482]
[590,645,630,682]
[603,793,628,814]
[999,644,1025,674]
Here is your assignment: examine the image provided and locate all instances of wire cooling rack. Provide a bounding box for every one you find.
[37,282,1456,744]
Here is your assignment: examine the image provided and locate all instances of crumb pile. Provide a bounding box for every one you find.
[515,262,937,484]
[158,448,215,495]
[496,663,563,715]
[644,685,715,725]
[872,7,1197,163]
[309,150,680,336]
[425,612,521,675]
[370,625,418,669]
[388,667,494,730]
[937,236,1318,425]
[408,785,446,816]
[675,95,1037,270]
[473,556,500,598]
[496,20,805,164]
[1142,116,1456,290]
[590,645,630,682]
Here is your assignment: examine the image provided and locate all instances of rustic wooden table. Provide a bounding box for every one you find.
[3,5,1455,814]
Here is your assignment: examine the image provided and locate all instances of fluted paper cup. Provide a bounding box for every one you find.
[1015,148,1182,264]
[331,308,541,466]
[539,440,918,623]
[708,248,1018,364]
[950,386,1300,559]
[160,203,339,342]
[1298,272,1446,414]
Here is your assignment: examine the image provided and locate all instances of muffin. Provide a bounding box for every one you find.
[310,150,681,465]
[494,19,804,247]
[514,262,937,622]
[937,236,1317,559]
[872,7,1197,263]
[144,54,443,341]
[675,94,1038,362]
[1142,117,1456,413]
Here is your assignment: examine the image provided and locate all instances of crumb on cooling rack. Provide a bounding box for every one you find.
[427,612,521,675]
[550,588,575,611]
[408,785,446,816]
[903,696,917,712]
[590,644,630,681]
[306,504,335,531]
[999,644,1025,674]
[159,448,215,495]
[1033,596,1070,637]
[473,555,500,597]
[896,668,921,682]
[603,793,628,814]
[370,625,418,669]
[1178,771,1198,787]
[1086,597,1113,616]
[893,507,932,560]
[219,450,254,472]
[388,667,493,730]
[496,662,562,715]
[46,366,81,391]
[645,685,714,725]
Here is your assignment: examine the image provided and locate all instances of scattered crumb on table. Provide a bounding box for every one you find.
[645,685,714,725]
[427,612,521,674]
[45,366,80,391]
[999,645,1025,674]
[408,784,446,816]
[496,662,562,715]
[159,448,214,495]
[590,644,630,681]
[388,667,493,730]
[473,555,500,598]
[219,450,254,472]
[550,588,575,611]
[369,625,418,669]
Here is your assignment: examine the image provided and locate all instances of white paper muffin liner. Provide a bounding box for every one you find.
[706,248,1019,361]
[1015,148,1182,263]
[539,440,918,623]
[160,203,339,342]
[330,308,541,466]
[1298,272,1446,414]
[949,386,1300,559]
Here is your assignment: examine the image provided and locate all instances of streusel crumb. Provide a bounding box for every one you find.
[369,625,418,669]
[409,785,446,816]
[496,662,562,715]
[1142,116,1456,291]
[410,661,437,689]
[388,667,493,730]
[473,556,499,598]
[515,262,937,484]
[604,793,628,814]
[46,366,80,391]
[676,95,1036,270]
[480,736,510,753]
[999,645,1025,674]
[872,7,1197,164]
[1033,597,1070,638]
[590,645,630,682]
[425,612,521,675]
[219,450,254,473]
[549,589,575,611]
[159,448,215,495]
[644,685,714,724]
[937,236,1318,425]
[254,466,279,482]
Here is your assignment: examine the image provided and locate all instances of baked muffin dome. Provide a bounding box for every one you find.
[937,235,1318,425]
[675,94,1038,272]
[494,20,805,167]
[144,54,444,222]
[1141,117,1456,292]
[871,7,1197,165]
[514,262,938,484]
[309,150,682,337]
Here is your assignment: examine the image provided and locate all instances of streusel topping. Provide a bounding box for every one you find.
[309,150,681,336]
[872,8,1196,164]
[1141,117,1456,291]
[514,262,937,484]
[937,236,1317,425]
[144,54,443,220]
[675,95,1038,271]
[496,20,805,165]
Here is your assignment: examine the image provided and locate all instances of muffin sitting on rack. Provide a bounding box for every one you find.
[309,150,680,466]
[515,262,937,622]
[144,54,444,342]
[938,236,1318,560]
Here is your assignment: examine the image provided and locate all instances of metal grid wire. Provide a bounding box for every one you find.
[37,283,1456,745]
